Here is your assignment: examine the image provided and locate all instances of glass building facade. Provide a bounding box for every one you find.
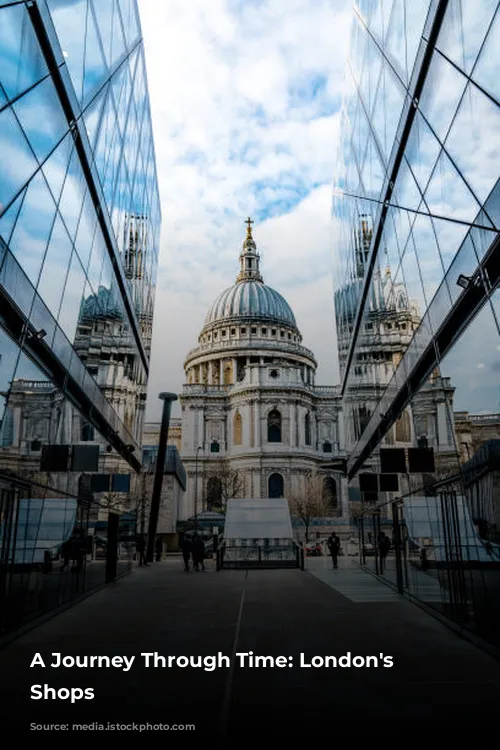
[0,0,160,635]
[333,0,500,650]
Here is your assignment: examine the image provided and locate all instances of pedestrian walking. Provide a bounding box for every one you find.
[327,533,341,569]
[182,534,192,572]
[136,534,147,567]
[192,533,205,571]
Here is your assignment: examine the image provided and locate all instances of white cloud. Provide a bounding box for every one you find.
[138,0,353,419]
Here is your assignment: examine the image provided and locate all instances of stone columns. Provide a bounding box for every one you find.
[254,401,261,448]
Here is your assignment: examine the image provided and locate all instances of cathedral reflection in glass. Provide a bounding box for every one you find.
[333,1,500,649]
[0,0,160,635]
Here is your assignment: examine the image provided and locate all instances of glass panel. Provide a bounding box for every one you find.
[37,212,73,317]
[82,1,108,105]
[0,250,36,317]
[436,0,498,75]
[86,227,107,292]
[439,301,500,416]
[447,234,480,308]
[111,61,131,139]
[52,324,73,371]
[30,291,57,350]
[0,3,48,100]
[489,287,500,335]
[47,0,88,103]
[58,250,86,342]
[444,82,500,208]
[404,110,442,196]
[118,0,140,48]
[361,134,385,199]
[0,326,21,431]
[89,82,112,184]
[74,188,98,271]
[470,220,498,264]
[428,278,452,335]
[12,77,69,165]
[57,146,87,240]
[418,49,468,146]
[0,189,25,246]
[0,105,38,213]
[41,133,73,206]
[428,214,472,275]
[471,7,500,104]
[110,0,126,67]
[370,58,407,163]
[424,148,482,225]
[394,156,424,211]
[9,171,57,286]
[399,227,427,316]
[408,213,445,313]
[82,84,106,150]
[405,2,435,81]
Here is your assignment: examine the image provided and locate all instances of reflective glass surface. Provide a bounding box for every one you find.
[334,1,500,649]
[0,0,159,635]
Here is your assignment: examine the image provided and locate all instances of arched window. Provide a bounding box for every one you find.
[323,476,338,511]
[305,413,311,445]
[268,473,284,498]
[267,409,282,442]
[233,411,243,445]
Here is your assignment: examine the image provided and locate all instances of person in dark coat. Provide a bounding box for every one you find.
[136,534,147,567]
[378,532,391,573]
[155,536,163,562]
[327,533,341,569]
[192,533,205,572]
[182,535,192,572]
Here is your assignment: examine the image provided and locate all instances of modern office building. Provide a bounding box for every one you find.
[333,1,500,649]
[0,0,160,635]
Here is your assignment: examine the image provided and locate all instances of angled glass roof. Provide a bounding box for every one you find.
[224,498,294,539]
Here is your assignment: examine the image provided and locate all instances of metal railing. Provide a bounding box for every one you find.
[216,542,304,570]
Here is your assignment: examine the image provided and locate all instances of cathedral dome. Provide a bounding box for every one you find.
[204,218,297,330]
[205,280,296,327]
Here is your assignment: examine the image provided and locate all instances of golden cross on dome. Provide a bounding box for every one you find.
[245,216,254,233]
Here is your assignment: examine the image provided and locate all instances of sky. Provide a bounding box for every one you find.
[138,0,354,421]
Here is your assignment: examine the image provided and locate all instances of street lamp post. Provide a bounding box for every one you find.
[194,445,203,531]
[146,392,178,563]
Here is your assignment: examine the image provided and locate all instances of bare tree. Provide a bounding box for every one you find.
[288,471,335,542]
[204,460,244,513]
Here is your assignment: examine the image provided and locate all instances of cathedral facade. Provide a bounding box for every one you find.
[179,219,348,520]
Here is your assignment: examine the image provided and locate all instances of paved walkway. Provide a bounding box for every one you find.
[1,557,500,739]
[308,556,402,601]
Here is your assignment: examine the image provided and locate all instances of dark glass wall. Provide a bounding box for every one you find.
[0,0,160,636]
[333,0,500,649]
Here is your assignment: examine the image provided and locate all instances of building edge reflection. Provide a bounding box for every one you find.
[333,0,500,651]
[0,0,161,637]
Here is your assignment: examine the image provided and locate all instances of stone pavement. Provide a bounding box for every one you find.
[1,556,500,739]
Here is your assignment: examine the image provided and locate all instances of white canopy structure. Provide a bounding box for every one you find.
[221,499,299,568]
[224,498,294,541]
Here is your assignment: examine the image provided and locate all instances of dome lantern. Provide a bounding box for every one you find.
[236,217,263,283]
